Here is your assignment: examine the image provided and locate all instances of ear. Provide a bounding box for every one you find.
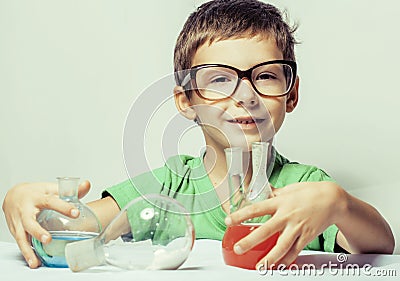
[174,86,197,121]
[286,76,299,113]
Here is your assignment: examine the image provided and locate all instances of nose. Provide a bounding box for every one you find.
[231,78,259,108]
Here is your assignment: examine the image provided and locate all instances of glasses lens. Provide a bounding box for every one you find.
[252,63,293,96]
[195,67,238,100]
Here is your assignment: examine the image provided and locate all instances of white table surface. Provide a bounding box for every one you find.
[1,240,400,281]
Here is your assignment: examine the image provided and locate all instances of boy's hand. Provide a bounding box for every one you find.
[224,181,344,269]
[2,181,91,268]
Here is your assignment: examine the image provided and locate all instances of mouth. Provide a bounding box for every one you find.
[227,117,264,128]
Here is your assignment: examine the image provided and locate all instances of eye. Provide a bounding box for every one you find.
[209,75,232,84]
[256,72,277,81]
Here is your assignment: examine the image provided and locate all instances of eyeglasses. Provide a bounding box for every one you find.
[181,60,297,101]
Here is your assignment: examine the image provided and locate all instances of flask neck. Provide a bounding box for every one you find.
[250,142,268,181]
[248,142,272,201]
[224,147,245,214]
[57,177,79,202]
[224,142,273,214]
[65,237,105,272]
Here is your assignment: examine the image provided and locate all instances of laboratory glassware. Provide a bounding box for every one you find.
[32,177,102,267]
[65,194,194,272]
[222,142,278,269]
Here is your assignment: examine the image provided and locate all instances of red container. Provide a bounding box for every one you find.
[222,224,279,270]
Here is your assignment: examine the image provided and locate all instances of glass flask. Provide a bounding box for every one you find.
[222,142,278,270]
[65,194,195,272]
[32,177,102,268]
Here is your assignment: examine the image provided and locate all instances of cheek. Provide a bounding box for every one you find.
[195,106,220,122]
[264,100,287,132]
[192,100,228,122]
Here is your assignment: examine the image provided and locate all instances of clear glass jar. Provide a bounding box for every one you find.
[32,177,102,267]
[65,194,195,271]
[222,142,278,269]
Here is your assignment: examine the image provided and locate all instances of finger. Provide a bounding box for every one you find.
[256,228,299,268]
[4,212,17,236]
[225,199,277,226]
[77,180,91,199]
[22,213,52,243]
[276,234,313,268]
[41,196,79,218]
[275,241,303,268]
[14,226,41,268]
[233,218,282,255]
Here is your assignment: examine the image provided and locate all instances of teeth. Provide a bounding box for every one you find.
[235,119,254,124]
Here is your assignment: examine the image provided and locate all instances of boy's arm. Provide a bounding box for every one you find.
[87,196,120,231]
[2,181,120,269]
[335,191,394,254]
[225,182,395,269]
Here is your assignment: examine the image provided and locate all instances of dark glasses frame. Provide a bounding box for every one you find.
[181,60,297,101]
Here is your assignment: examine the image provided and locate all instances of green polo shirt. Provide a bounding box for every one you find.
[103,150,338,252]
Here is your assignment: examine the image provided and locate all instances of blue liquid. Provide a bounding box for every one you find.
[32,231,98,268]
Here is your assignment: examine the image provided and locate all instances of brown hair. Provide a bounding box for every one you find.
[173,0,298,86]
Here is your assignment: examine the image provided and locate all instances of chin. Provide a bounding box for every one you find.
[225,138,258,152]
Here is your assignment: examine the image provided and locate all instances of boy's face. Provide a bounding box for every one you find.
[175,36,298,152]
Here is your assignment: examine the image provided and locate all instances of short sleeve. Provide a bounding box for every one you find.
[322,224,339,252]
[102,167,166,210]
[102,179,141,210]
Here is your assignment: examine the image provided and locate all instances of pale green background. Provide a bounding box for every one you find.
[1,0,399,253]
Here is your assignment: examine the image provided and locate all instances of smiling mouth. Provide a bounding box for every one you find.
[228,117,264,130]
[227,117,264,125]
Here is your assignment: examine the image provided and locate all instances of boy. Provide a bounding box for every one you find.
[2,0,394,270]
